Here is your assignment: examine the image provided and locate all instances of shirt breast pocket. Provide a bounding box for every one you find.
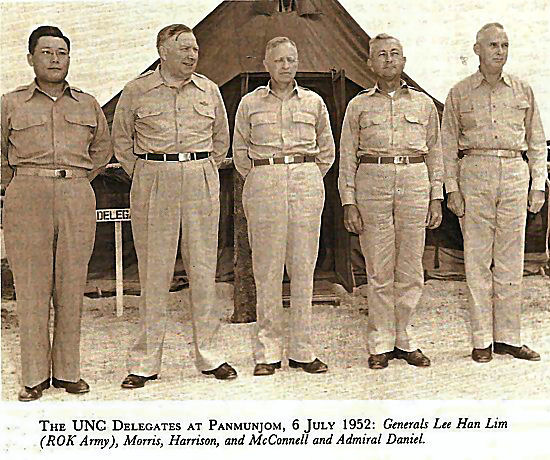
[292,111,317,143]
[9,112,49,158]
[193,102,216,132]
[359,112,384,135]
[459,100,477,130]
[250,111,278,145]
[503,98,529,129]
[65,112,97,138]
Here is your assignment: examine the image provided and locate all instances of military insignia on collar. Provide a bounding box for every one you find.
[199,100,209,106]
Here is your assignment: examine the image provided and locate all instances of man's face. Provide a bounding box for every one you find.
[474,27,508,73]
[263,42,298,86]
[160,32,199,80]
[27,36,70,83]
[367,39,406,81]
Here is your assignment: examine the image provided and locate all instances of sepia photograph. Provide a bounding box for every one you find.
[1,0,549,458]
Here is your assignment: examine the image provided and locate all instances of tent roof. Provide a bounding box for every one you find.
[102,0,443,121]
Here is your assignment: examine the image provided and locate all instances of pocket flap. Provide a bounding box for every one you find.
[64,112,97,127]
[11,112,47,130]
[404,112,422,124]
[359,112,384,128]
[193,103,215,118]
[292,111,316,125]
[250,111,277,125]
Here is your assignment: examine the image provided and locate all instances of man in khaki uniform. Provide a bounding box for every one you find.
[1,26,113,401]
[113,24,237,388]
[442,23,546,363]
[233,37,335,376]
[339,34,444,370]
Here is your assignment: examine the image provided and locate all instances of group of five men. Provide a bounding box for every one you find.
[1,22,546,401]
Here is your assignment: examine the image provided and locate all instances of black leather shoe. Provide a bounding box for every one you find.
[472,345,492,363]
[393,348,431,367]
[202,363,238,380]
[289,358,328,374]
[52,377,90,394]
[368,353,389,369]
[18,379,50,402]
[493,342,541,361]
[253,362,281,376]
[121,374,158,389]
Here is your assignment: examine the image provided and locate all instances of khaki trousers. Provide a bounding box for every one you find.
[356,163,430,355]
[243,163,325,364]
[459,155,530,349]
[127,158,224,376]
[3,175,96,387]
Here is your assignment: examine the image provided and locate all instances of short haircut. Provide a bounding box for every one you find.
[156,24,194,51]
[265,36,297,58]
[368,33,402,57]
[28,25,70,54]
[476,23,505,43]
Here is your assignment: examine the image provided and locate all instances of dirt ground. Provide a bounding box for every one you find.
[2,277,550,401]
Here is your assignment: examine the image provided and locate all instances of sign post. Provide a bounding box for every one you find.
[96,208,131,317]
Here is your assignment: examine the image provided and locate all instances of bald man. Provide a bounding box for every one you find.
[442,23,546,363]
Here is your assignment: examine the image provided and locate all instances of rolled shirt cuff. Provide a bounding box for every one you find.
[444,178,460,195]
[531,176,548,192]
[340,191,357,206]
[430,184,444,201]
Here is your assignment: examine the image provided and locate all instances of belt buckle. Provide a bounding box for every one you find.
[54,169,67,178]
[393,156,408,165]
[178,153,191,162]
[283,156,292,164]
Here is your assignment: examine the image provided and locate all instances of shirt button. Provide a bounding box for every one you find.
[494,135,498,139]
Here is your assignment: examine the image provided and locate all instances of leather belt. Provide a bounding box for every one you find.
[360,155,425,165]
[252,155,316,166]
[15,167,88,178]
[461,149,523,158]
[137,152,210,162]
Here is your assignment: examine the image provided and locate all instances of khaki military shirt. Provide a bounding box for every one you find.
[442,70,547,193]
[1,80,113,185]
[233,81,335,178]
[112,68,229,177]
[338,82,444,205]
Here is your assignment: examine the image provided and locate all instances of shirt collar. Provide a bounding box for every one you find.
[24,79,80,102]
[365,79,409,97]
[262,80,303,98]
[472,68,512,88]
[143,67,207,93]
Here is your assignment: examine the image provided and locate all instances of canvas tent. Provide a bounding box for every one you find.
[85,0,548,311]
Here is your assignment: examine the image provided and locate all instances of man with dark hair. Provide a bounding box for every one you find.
[339,34,443,370]
[233,36,335,376]
[1,25,112,401]
[113,24,237,389]
[442,23,546,363]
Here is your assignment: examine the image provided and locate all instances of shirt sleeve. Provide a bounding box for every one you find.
[425,99,444,200]
[87,97,114,181]
[232,98,252,179]
[315,98,335,177]
[338,99,360,206]
[112,84,137,178]
[441,88,461,194]
[1,94,14,186]
[523,85,547,191]
[211,84,230,168]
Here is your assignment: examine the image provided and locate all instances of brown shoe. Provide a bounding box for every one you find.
[289,358,328,374]
[368,353,389,369]
[202,363,238,380]
[18,379,50,402]
[253,362,281,376]
[472,345,492,363]
[493,343,541,361]
[393,348,431,367]
[121,374,158,389]
[52,378,90,394]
